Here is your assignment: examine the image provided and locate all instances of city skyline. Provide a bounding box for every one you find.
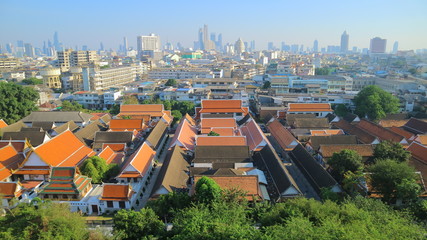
[1,0,427,51]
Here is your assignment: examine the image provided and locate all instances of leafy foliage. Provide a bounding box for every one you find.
[207,131,220,136]
[165,79,178,87]
[315,67,331,75]
[61,100,83,111]
[0,82,39,124]
[328,149,363,181]
[146,192,191,222]
[369,159,418,202]
[0,202,89,240]
[22,77,43,85]
[113,208,165,240]
[80,156,118,183]
[334,104,349,117]
[262,81,271,89]
[195,176,222,204]
[171,110,182,125]
[373,141,411,163]
[354,85,399,121]
[123,95,139,105]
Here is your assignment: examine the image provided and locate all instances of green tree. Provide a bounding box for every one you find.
[113,208,164,240]
[61,100,83,111]
[334,104,349,117]
[327,149,363,181]
[163,100,172,110]
[396,178,421,203]
[80,156,110,183]
[147,192,191,222]
[123,95,139,105]
[0,202,89,240]
[195,176,222,204]
[342,170,364,197]
[171,110,182,125]
[207,131,220,136]
[109,104,120,115]
[22,77,43,85]
[354,85,400,121]
[105,163,121,180]
[315,67,331,75]
[369,159,417,202]
[0,82,39,124]
[373,141,411,163]
[408,68,417,75]
[165,79,178,86]
[262,81,271,89]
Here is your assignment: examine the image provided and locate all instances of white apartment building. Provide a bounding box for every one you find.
[56,50,98,71]
[148,68,213,79]
[82,65,142,91]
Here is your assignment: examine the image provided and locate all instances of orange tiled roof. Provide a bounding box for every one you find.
[13,169,50,175]
[194,175,262,200]
[98,146,124,164]
[200,118,237,134]
[101,184,133,201]
[240,119,268,151]
[0,145,25,181]
[196,136,247,146]
[287,103,332,112]
[90,113,110,121]
[120,142,155,177]
[357,120,406,143]
[0,141,27,153]
[201,100,242,110]
[210,127,235,136]
[169,119,198,151]
[185,114,196,126]
[109,119,145,131]
[29,130,95,167]
[267,119,298,151]
[310,129,344,136]
[319,144,374,158]
[119,104,164,117]
[161,113,173,125]
[379,119,409,128]
[0,119,8,128]
[414,135,427,145]
[102,143,126,152]
[407,142,427,163]
[0,182,20,199]
[388,127,414,140]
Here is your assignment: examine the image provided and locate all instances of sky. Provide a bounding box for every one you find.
[1,0,426,51]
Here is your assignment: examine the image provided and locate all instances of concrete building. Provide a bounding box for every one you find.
[235,38,245,55]
[148,67,213,79]
[40,67,62,88]
[137,34,160,54]
[0,56,19,71]
[82,65,142,91]
[370,37,387,54]
[57,50,98,71]
[340,31,349,53]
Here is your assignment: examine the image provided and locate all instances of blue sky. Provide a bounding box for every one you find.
[1,0,426,51]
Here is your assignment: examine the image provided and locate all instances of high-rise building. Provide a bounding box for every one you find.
[123,37,128,52]
[217,34,223,51]
[24,43,35,58]
[313,40,319,52]
[370,37,387,53]
[291,44,299,53]
[340,31,349,52]
[57,49,98,71]
[198,28,204,50]
[137,34,161,54]
[210,33,216,42]
[202,25,215,51]
[393,41,399,53]
[235,38,245,55]
[53,31,62,51]
[268,42,274,51]
[250,40,255,52]
[99,42,104,51]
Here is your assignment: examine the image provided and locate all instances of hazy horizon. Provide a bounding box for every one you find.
[1,0,426,51]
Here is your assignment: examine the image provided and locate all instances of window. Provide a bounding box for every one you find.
[133,178,139,182]
[107,201,113,208]
[119,201,126,208]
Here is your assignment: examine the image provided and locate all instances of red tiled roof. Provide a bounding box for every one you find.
[120,143,154,177]
[196,136,247,146]
[357,120,406,143]
[29,130,95,167]
[379,119,409,128]
[240,119,268,151]
[98,146,124,165]
[310,129,344,136]
[0,119,8,128]
[185,114,196,126]
[404,118,427,134]
[109,119,145,131]
[267,119,298,151]
[287,103,332,112]
[333,120,378,144]
[0,145,25,181]
[169,119,197,151]
[407,142,427,163]
[388,127,414,140]
[90,113,110,120]
[414,135,427,145]
[13,169,50,175]
[210,127,235,136]
[101,184,133,201]
[102,143,126,152]
[319,144,374,158]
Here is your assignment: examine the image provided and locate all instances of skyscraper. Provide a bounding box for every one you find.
[198,28,204,50]
[313,40,319,52]
[123,37,128,52]
[235,38,245,55]
[250,40,255,52]
[268,42,274,51]
[202,24,215,51]
[217,34,223,51]
[370,37,387,53]
[137,34,161,53]
[340,31,349,52]
[393,41,399,53]
[53,31,62,51]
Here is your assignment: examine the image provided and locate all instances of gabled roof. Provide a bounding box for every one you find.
[2,131,49,147]
[287,103,332,112]
[0,140,29,153]
[194,146,251,164]
[90,113,112,123]
[343,113,360,123]
[309,135,358,151]
[333,120,378,144]
[118,142,155,178]
[184,113,196,126]
[286,114,316,123]
[74,120,108,146]
[267,119,298,151]
[93,131,133,149]
[0,119,8,128]
[97,146,124,165]
[101,184,133,201]
[196,136,247,146]
[146,121,168,149]
[414,135,427,145]
[169,119,197,151]
[407,142,427,163]
[252,144,301,197]
[325,113,339,123]
[27,130,95,167]
[0,182,21,199]
[289,144,340,194]
[403,118,427,134]
[237,114,251,126]
[53,120,80,134]
[240,119,268,151]
[210,127,236,136]
[310,129,344,136]
[290,118,330,129]
[109,119,146,131]
[118,104,165,117]
[0,145,25,181]
[40,167,92,196]
[0,121,27,137]
[152,146,189,196]
[21,111,93,123]
[379,119,409,128]
[357,119,406,143]
[388,126,414,140]
[319,144,374,158]
[201,100,242,111]
[200,118,237,134]
[32,122,55,131]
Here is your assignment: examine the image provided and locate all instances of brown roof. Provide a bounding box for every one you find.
[309,135,358,151]
[193,175,262,200]
[196,136,247,146]
[319,144,374,158]
[333,120,378,144]
[146,121,168,150]
[388,127,414,140]
[290,118,330,129]
[379,119,409,128]
[0,182,20,199]
[53,121,79,134]
[357,120,406,143]
[118,104,164,117]
[267,119,298,151]
[194,146,251,164]
[407,142,427,163]
[310,130,344,136]
[74,120,107,146]
[287,103,332,112]
[101,184,133,201]
[404,118,427,134]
